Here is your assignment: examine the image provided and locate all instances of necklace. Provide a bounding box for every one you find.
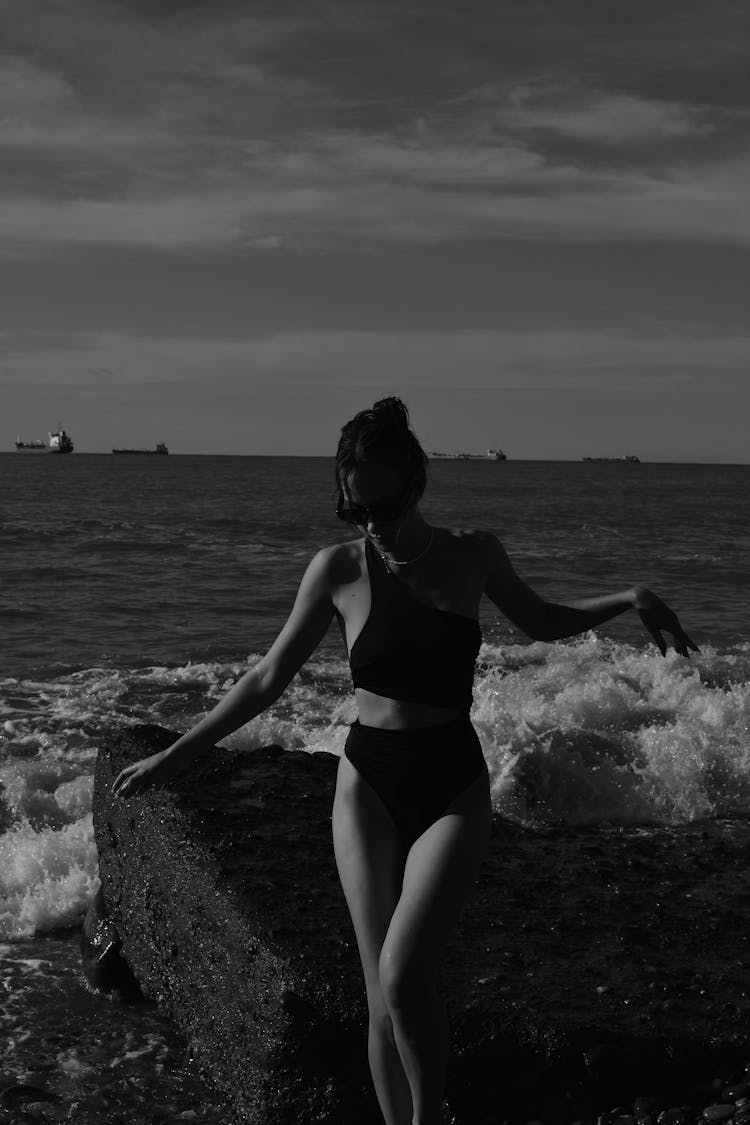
[377,526,435,568]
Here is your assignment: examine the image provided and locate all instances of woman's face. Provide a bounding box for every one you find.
[340,462,417,550]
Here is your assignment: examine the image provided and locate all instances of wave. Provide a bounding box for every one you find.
[1,636,749,937]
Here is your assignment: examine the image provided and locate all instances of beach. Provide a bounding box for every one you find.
[2,454,749,1123]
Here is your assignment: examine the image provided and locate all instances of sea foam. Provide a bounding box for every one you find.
[1,637,749,937]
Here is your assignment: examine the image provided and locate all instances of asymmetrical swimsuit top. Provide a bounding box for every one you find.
[348,538,482,712]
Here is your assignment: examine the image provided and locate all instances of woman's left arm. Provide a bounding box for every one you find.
[483,534,699,657]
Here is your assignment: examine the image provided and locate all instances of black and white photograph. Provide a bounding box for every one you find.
[2,3,750,1123]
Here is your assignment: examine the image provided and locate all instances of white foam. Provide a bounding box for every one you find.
[0,816,99,939]
[1,639,749,936]
[472,636,750,824]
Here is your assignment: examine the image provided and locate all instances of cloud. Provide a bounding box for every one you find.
[2,137,749,254]
[1,2,749,255]
[4,326,750,393]
[489,82,718,144]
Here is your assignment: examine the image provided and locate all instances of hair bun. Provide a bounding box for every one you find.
[372,396,410,430]
[335,396,428,502]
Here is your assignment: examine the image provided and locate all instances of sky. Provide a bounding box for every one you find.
[1,0,749,459]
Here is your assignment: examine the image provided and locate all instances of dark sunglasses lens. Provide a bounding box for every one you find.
[336,485,411,524]
[366,500,401,521]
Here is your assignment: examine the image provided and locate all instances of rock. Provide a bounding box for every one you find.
[584,1044,642,1088]
[92,725,750,1125]
[0,1084,57,1109]
[702,1107,736,1122]
[81,887,142,994]
[723,1082,750,1100]
[94,727,377,1124]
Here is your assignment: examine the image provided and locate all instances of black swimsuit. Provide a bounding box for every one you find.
[344,538,486,846]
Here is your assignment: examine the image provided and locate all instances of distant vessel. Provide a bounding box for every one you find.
[112,443,169,455]
[15,428,74,454]
[429,448,508,461]
[582,455,640,463]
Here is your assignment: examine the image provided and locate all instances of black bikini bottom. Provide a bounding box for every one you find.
[344,716,486,847]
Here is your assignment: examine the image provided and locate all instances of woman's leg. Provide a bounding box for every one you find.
[378,767,491,1125]
[332,754,412,1125]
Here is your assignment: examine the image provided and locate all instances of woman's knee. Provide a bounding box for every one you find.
[364,982,397,1040]
[378,945,430,1017]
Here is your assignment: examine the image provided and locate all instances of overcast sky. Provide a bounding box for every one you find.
[2,0,749,459]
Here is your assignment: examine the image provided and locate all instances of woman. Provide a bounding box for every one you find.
[113,397,697,1125]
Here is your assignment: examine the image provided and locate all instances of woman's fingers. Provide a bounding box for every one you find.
[638,612,700,658]
[113,762,146,796]
[683,631,701,654]
[638,610,667,656]
[112,767,132,794]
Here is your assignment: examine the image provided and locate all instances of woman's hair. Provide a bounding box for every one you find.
[335,397,428,499]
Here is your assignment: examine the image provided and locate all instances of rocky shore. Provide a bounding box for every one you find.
[90,725,750,1125]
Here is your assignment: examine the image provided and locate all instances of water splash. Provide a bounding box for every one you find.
[1,637,749,936]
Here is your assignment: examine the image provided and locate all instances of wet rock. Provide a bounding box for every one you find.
[93,725,750,1125]
[723,1083,750,1101]
[81,887,142,994]
[0,1083,57,1109]
[702,1107,736,1122]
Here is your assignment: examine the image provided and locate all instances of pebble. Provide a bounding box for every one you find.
[702,1107,736,1123]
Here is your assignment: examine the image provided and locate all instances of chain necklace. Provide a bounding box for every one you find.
[377,526,435,568]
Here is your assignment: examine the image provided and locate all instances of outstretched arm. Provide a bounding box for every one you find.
[483,535,699,657]
[112,548,337,797]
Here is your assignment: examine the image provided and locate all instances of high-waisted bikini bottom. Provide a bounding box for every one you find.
[343,716,486,847]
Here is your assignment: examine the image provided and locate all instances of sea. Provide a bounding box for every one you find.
[1,453,749,1124]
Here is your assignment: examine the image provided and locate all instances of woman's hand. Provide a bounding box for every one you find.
[634,588,700,658]
[112,747,185,799]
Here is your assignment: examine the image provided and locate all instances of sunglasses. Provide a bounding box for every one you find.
[336,484,413,525]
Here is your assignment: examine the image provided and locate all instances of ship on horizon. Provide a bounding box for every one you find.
[582,455,640,463]
[15,428,74,454]
[112,443,169,455]
[428,447,507,461]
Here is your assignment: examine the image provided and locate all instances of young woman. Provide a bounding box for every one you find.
[112,397,697,1125]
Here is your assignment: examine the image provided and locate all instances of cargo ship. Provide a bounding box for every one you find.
[15,429,74,454]
[582,455,640,463]
[112,443,169,455]
[429,448,507,461]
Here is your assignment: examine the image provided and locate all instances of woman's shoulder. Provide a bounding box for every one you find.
[439,527,501,555]
[308,538,365,586]
[436,528,504,580]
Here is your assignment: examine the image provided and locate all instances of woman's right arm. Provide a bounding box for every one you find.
[112,547,338,797]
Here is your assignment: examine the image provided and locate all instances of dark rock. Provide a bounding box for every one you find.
[81,886,142,994]
[584,1044,642,1090]
[0,1084,57,1109]
[92,725,750,1125]
[723,1082,750,1100]
[94,726,373,1125]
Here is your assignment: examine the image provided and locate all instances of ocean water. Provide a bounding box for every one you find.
[1,454,749,1122]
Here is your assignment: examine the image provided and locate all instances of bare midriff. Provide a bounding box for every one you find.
[355,689,463,730]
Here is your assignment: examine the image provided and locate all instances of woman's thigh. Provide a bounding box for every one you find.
[332,754,407,1000]
[380,766,492,987]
